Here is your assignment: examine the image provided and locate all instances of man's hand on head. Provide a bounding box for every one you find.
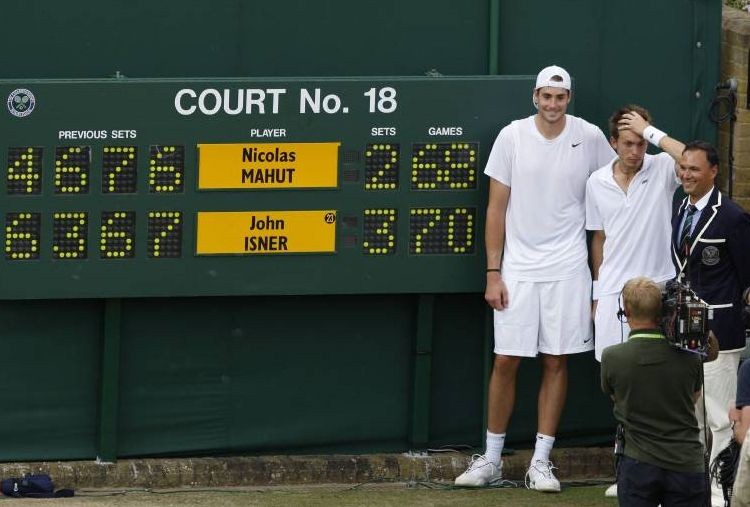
[618,111,650,138]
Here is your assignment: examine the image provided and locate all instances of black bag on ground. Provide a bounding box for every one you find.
[0,473,74,498]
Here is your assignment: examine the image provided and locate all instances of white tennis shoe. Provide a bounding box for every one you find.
[605,483,618,497]
[454,454,503,487]
[525,459,561,492]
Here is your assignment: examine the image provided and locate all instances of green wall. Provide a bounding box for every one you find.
[0,0,721,461]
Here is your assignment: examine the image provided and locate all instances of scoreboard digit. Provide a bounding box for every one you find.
[362,209,397,255]
[102,146,137,193]
[149,145,184,193]
[53,212,87,259]
[54,146,90,194]
[148,211,182,258]
[100,211,135,259]
[364,144,399,190]
[7,147,42,194]
[5,212,40,260]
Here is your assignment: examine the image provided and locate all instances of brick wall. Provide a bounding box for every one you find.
[721,6,750,210]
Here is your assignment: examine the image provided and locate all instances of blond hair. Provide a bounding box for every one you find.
[622,276,662,322]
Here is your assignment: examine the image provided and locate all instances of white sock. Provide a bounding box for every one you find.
[531,433,555,464]
[485,430,505,466]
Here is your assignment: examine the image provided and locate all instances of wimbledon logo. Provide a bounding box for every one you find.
[7,88,36,117]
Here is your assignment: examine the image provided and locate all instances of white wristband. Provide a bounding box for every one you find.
[592,280,600,300]
[643,125,667,147]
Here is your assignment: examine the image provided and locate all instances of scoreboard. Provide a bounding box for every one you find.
[0,77,534,299]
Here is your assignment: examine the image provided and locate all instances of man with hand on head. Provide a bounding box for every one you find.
[602,276,707,507]
[454,65,614,492]
[587,105,684,364]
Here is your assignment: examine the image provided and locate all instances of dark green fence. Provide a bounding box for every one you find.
[0,0,720,461]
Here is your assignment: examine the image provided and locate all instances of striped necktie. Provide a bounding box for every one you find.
[679,204,697,248]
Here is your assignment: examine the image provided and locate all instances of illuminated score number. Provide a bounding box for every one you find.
[364,144,399,190]
[100,211,135,258]
[5,212,40,260]
[362,209,397,255]
[53,212,88,259]
[412,143,478,190]
[363,87,397,113]
[148,211,182,258]
[149,145,184,193]
[55,146,90,194]
[409,207,475,255]
[102,146,137,193]
[7,147,42,194]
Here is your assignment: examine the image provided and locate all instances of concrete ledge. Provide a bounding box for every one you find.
[0,448,614,489]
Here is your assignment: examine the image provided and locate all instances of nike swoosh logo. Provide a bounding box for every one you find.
[571,142,582,148]
[584,335,593,344]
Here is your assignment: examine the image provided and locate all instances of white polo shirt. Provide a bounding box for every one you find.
[585,152,681,297]
[485,114,614,281]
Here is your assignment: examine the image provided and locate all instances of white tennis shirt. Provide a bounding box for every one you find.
[585,152,681,297]
[485,115,614,281]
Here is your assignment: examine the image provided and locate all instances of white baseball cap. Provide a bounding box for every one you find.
[535,65,571,90]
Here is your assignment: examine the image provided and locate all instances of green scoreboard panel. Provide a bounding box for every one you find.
[0,77,535,299]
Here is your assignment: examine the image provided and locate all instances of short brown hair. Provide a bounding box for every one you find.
[622,276,662,323]
[609,104,652,139]
[683,140,719,168]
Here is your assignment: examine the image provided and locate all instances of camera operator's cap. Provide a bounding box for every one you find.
[535,65,571,91]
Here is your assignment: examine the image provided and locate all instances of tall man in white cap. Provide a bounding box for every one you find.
[455,65,614,491]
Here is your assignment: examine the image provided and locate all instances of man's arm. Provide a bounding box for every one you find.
[590,229,605,317]
[485,179,510,310]
[732,361,750,443]
[591,230,605,283]
[731,406,750,444]
[618,111,685,162]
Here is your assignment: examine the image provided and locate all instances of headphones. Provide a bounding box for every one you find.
[616,292,628,322]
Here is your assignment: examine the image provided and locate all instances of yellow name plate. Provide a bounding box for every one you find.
[197,142,340,189]
[196,210,337,255]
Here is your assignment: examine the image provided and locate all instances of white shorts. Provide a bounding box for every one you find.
[593,293,630,362]
[493,268,593,357]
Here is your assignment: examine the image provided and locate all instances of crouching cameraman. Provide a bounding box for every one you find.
[602,276,717,506]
